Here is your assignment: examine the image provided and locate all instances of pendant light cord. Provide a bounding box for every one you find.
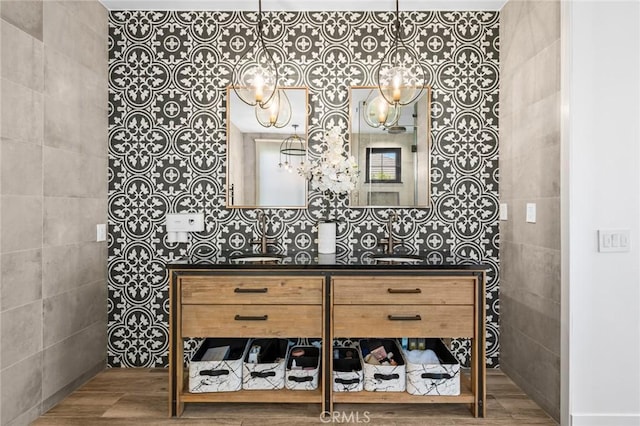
[393,0,400,61]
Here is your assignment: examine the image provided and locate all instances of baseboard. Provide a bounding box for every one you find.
[572,414,640,426]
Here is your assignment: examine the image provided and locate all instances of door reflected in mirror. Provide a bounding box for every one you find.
[226,86,308,208]
[349,86,431,208]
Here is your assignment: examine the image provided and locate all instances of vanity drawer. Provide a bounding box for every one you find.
[332,276,475,305]
[180,276,323,305]
[333,305,474,338]
[182,305,322,337]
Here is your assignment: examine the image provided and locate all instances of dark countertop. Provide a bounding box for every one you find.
[166,250,489,271]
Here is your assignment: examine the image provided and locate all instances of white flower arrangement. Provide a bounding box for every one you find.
[298,126,359,196]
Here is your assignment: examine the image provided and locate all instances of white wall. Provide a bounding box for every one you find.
[564,1,640,425]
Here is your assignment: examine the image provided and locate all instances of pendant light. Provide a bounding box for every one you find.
[376,0,427,107]
[279,124,306,173]
[255,89,292,128]
[232,0,278,108]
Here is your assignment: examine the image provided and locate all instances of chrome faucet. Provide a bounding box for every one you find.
[251,211,275,254]
[379,211,401,254]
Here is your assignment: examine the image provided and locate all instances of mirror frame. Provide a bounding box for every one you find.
[348,85,432,209]
[226,86,309,209]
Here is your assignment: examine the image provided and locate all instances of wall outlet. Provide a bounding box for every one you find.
[96,224,107,242]
[526,203,536,223]
[598,229,631,253]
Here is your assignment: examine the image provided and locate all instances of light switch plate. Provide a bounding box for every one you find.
[96,224,107,242]
[526,203,536,223]
[598,229,631,253]
[499,203,508,221]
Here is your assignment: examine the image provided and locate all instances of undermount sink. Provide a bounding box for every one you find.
[369,254,424,264]
[230,254,284,264]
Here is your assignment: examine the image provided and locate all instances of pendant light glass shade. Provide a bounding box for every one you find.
[376,0,426,107]
[255,89,292,128]
[363,95,401,128]
[232,0,278,107]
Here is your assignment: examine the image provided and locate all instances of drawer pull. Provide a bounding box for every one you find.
[234,314,268,321]
[421,372,454,380]
[334,378,360,385]
[374,373,400,381]
[288,376,314,383]
[387,314,422,321]
[387,288,422,294]
[234,287,268,293]
[199,369,229,377]
[250,371,276,378]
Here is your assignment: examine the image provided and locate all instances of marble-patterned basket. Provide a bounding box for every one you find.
[360,339,406,392]
[242,339,290,390]
[285,346,321,390]
[188,338,251,393]
[333,346,364,392]
[405,338,460,396]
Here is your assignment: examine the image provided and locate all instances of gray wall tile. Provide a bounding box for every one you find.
[5,403,40,426]
[500,292,560,355]
[501,242,561,303]
[1,139,43,196]
[0,353,42,426]
[509,198,561,250]
[0,0,43,41]
[43,147,107,198]
[43,1,107,78]
[44,48,107,112]
[512,144,560,199]
[1,301,42,369]
[1,195,43,253]
[500,0,561,420]
[43,280,107,347]
[43,243,106,298]
[500,323,561,420]
[1,1,107,422]
[43,197,107,247]
[0,78,44,145]
[0,19,44,91]
[44,94,108,158]
[0,249,42,311]
[42,320,106,401]
[60,1,108,42]
[41,359,103,413]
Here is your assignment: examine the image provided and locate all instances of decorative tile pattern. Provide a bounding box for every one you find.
[108,10,500,368]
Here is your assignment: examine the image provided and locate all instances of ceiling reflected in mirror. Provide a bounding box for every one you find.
[227,86,308,209]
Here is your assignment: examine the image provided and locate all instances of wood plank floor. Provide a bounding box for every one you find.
[34,369,558,425]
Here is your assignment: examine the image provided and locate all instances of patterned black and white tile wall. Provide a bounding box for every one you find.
[108,10,500,368]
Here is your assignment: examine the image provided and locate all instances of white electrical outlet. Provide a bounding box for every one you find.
[598,229,631,253]
[526,203,536,223]
[96,224,107,242]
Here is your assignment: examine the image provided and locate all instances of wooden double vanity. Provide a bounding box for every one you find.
[168,255,487,418]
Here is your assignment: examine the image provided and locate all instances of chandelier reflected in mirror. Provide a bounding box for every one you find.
[376,0,427,107]
[279,124,306,173]
[363,93,401,129]
[232,0,278,108]
[255,89,292,128]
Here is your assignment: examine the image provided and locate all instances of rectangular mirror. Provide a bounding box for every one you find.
[349,86,431,208]
[226,87,308,208]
